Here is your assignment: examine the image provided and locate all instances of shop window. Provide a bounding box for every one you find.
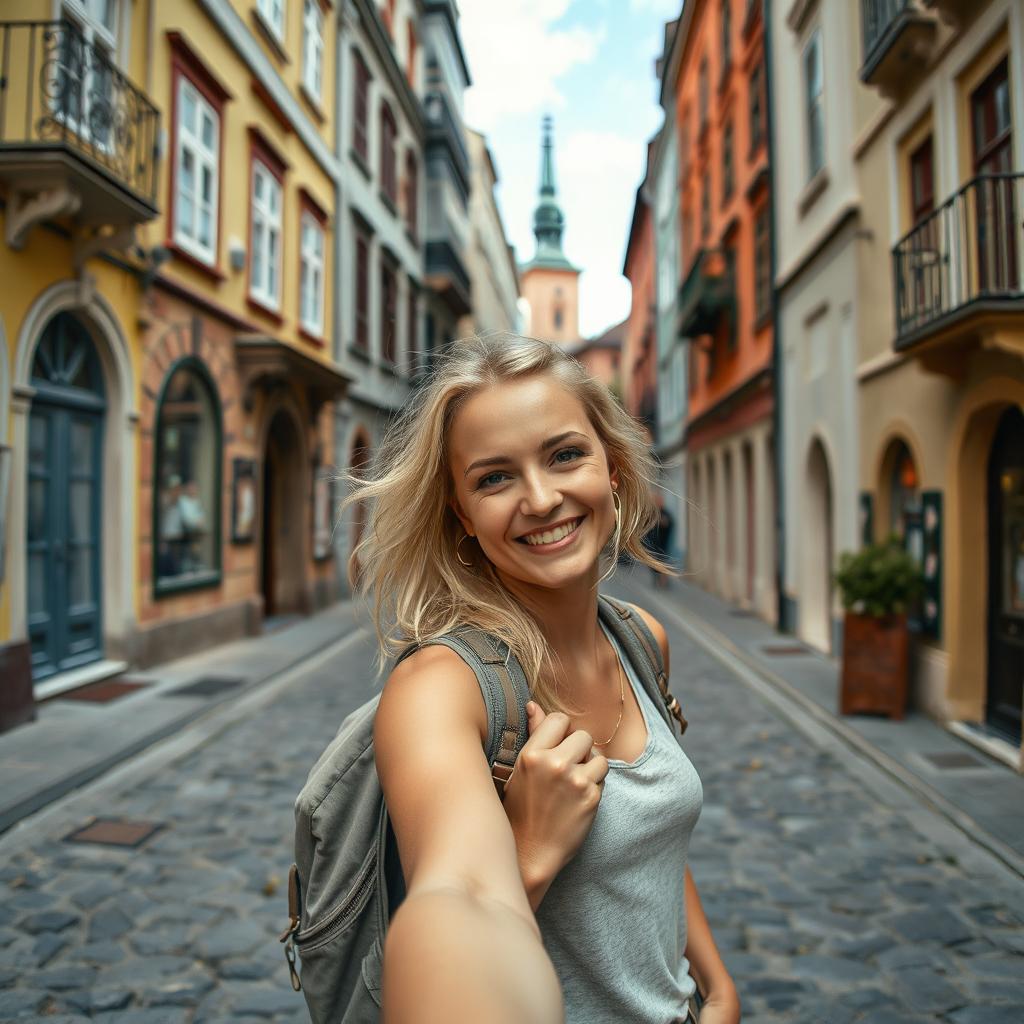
[888,440,922,561]
[154,361,221,594]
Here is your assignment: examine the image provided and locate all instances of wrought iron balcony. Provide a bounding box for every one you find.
[676,248,735,342]
[0,19,160,248]
[893,172,1024,352]
[860,0,937,96]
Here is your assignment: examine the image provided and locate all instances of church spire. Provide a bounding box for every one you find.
[529,116,574,269]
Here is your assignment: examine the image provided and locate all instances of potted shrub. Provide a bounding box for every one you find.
[834,537,925,720]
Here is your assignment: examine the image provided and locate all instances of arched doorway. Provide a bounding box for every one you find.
[986,405,1024,743]
[800,439,833,653]
[261,409,306,620]
[27,313,105,680]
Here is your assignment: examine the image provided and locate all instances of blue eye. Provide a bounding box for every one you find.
[555,447,585,463]
[476,471,507,490]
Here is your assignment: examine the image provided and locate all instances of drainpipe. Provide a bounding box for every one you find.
[763,0,786,633]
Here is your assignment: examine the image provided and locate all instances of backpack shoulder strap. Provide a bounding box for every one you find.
[598,595,689,736]
[395,630,530,799]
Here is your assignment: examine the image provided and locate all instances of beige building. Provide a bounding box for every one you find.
[854,0,1024,766]
[463,129,520,335]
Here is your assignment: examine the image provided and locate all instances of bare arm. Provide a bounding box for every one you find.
[375,646,563,1022]
[631,605,740,1021]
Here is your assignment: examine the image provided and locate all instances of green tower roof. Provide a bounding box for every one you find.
[521,116,580,273]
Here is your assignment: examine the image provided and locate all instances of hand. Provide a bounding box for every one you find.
[503,702,609,908]
[694,988,741,1024]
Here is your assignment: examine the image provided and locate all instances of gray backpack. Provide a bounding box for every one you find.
[280,595,688,1023]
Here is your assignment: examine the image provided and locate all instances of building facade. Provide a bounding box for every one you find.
[854,0,1024,763]
[671,0,776,621]
[421,0,472,360]
[333,0,425,593]
[520,117,582,346]
[566,320,625,395]
[770,0,884,654]
[623,180,657,437]
[463,128,520,335]
[1,0,352,726]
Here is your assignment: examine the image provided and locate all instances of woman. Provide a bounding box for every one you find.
[346,335,739,1023]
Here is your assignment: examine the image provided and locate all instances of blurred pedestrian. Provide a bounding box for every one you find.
[346,334,739,1024]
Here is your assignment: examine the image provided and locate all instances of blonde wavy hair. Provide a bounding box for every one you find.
[341,333,676,712]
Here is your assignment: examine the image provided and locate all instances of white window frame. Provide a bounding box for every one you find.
[250,160,283,309]
[257,0,286,41]
[174,77,220,265]
[57,0,121,150]
[803,28,825,180]
[302,0,324,102]
[300,211,325,335]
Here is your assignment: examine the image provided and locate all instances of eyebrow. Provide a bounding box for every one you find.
[463,431,590,478]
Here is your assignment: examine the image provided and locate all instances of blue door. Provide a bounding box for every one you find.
[27,313,105,682]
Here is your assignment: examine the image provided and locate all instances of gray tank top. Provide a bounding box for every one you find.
[535,621,704,1023]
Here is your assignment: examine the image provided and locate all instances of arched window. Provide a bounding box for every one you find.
[153,359,222,594]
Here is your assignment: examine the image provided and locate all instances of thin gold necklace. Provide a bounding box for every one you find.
[593,637,626,747]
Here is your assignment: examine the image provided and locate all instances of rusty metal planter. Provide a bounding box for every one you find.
[839,611,910,720]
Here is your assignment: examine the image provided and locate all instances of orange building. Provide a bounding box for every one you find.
[520,117,581,345]
[670,0,776,620]
[622,181,657,437]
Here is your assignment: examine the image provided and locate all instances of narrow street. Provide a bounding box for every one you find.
[1,585,1022,1023]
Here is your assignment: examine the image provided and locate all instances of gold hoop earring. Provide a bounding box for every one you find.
[456,533,474,567]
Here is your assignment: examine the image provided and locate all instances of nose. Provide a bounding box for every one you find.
[519,468,562,519]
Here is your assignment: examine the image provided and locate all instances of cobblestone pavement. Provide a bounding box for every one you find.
[1,605,1023,1023]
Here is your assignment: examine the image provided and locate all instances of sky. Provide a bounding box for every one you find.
[458,0,682,339]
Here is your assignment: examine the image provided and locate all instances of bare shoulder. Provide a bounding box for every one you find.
[375,643,488,760]
[624,603,671,672]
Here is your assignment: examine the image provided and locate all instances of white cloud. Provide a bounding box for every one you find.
[558,129,650,336]
[460,0,605,128]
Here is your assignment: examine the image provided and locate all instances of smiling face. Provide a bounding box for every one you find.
[448,372,619,594]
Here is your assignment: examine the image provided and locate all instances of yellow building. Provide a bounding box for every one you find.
[0,0,349,726]
[855,0,1023,767]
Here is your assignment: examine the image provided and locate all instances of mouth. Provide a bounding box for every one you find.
[515,515,586,550]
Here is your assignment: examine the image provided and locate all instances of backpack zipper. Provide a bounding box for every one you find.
[294,848,378,952]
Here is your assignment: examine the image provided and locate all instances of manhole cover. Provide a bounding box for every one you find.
[165,675,245,698]
[762,644,810,656]
[54,679,150,703]
[921,751,988,770]
[65,819,164,848]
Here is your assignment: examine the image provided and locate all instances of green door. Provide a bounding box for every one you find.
[26,313,106,682]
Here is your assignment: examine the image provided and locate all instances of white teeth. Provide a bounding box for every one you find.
[523,518,581,546]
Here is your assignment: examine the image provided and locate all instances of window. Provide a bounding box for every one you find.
[406,20,418,86]
[699,59,709,132]
[154,361,221,593]
[380,102,398,206]
[407,282,418,358]
[404,150,418,239]
[353,49,371,165]
[355,228,370,349]
[701,172,711,240]
[749,62,764,153]
[803,29,825,179]
[680,117,690,175]
[720,0,731,76]
[909,137,934,225]
[300,211,325,336]
[380,259,397,363]
[754,205,771,322]
[722,120,734,202]
[258,0,285,40]
[58,0,118,145]
[302,0,324,101]
[250,159,283,309]
[554,307,564,330]
[174,77,219,265]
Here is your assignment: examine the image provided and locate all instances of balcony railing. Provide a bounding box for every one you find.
[893,172,1024,346]
[860,0,937,94]
[0,19,160,211]
[677,248,735,342]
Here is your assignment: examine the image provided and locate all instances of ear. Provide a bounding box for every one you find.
[609,463,620,492]
[449,497,474,538]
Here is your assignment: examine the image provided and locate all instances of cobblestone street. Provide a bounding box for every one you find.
[1,595,1023,1023]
